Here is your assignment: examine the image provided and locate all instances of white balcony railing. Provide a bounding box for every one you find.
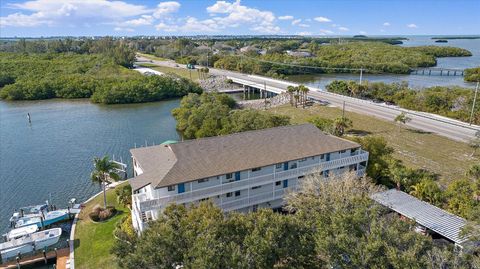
[136,152,368,212]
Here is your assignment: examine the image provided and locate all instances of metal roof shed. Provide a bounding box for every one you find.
[371,189,471,248]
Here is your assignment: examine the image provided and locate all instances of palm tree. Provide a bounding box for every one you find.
[294,94,300,108]
[286,86,296,106]
[410,179,443,205]
[394,112,412,133]
[91,156,121,208]
[333,116,352,136]
[116,185,133,208]
[298,85,309,108]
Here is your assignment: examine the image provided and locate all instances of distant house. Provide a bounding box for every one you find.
[129,124,369,232]
[285,50,312,57]
[239,46,265,55]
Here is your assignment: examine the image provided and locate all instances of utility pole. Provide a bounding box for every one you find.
[342,101,346,120]
[359,68,363,85]
[469,81,479,125]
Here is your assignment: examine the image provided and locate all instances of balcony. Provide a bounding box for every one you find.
[135,151,369,212]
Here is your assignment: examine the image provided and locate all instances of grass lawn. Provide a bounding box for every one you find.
[74,181,130,269]
[137,63,201,81]
[137,52,168,61]
[270,104,479,184]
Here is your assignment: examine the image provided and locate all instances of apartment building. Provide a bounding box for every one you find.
[129,124,369,232]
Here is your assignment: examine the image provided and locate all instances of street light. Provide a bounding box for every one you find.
[470,81,479,125]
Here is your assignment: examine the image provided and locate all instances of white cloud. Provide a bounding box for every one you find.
[359,31,367,35]
[153,1,180,19]
[383,22,390,26]
[407,23,418,28]
[121,15,154,27]
[338,26,349,31]
[292,19,301,25]
[314,16,331,23]
[298,23,310,28]
[156,0,280,34]
[1,0,150,27]
[278,15,293,20]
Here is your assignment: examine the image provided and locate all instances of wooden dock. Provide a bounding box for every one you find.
[0,248,69,269]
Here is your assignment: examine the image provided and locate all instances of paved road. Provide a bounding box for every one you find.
[136,56,480,143]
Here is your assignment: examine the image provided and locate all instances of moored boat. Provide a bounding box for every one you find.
[2,225,38,241]
[0,228,62,260]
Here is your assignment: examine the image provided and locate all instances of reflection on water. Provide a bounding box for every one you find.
[0,99,180,234]
[288,36,480,90]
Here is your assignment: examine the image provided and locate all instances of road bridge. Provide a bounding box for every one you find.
[135,56,479,143]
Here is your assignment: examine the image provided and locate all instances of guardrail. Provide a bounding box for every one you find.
[230,74,480,132]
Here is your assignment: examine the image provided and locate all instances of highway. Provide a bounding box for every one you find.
[136,56,480,143]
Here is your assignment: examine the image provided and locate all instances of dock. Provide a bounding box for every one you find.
[0,247,69,269]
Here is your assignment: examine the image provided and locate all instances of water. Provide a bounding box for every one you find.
[0,35,479,235]
[288,36,480,89]
[0,99,180,234]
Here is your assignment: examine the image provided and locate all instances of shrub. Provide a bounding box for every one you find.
[89,206,117,222]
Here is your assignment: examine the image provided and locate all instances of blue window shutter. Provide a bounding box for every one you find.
[178,183,185,193]
[326,153,330,161]
[283,162,289,171]
[283,179,288,188]
[235,172,241,181]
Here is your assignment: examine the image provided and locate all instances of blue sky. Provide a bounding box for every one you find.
[0,0,479,37]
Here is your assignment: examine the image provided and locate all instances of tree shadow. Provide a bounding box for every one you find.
[347,129,372,136]
[406,128,432,134]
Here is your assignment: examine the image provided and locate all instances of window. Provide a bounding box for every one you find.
[235,190,241,197]
[226,192,233,197]
[299,158,307,162]
[167,185,175,191]
[275,181,281,186]
[320,154,325,159]
[226,173,233,179]
[199,198,209,202]
[290,163,297,169]
[283,180,288,188]
[252,186,261,190]
[340,150,346,154]
[251,167,261,172]
[197,178,209,183]
[339,166,345,170]
[275,163,282,169]
[298,175,305,179]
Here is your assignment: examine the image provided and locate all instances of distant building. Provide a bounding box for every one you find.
[285,50,312,57]
[239,46,265,55]
[130,124,369,232]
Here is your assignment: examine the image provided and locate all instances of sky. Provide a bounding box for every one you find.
[0,0,479,37]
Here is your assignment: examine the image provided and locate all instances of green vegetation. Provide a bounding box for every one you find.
[270,104,479,183]
[91,156,122,208]
[214,42,471,77]
[74,181,130,269]
[112,174,479,268]
[326,80,480,125]
[465,67,480,82]
[172,92,290,139]
[0,53,201,104]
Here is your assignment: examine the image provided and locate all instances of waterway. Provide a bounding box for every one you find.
[0,99,180,234]
[288,36,480,89]
[0,35,479,235]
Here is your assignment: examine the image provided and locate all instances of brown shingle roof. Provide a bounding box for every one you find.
[129,124,359,190]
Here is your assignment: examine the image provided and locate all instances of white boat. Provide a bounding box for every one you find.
[14,210,69,228]
[3,225,38,241]
[0,228,62,260]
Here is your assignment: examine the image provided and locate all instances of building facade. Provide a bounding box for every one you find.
[129,124,369,232]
